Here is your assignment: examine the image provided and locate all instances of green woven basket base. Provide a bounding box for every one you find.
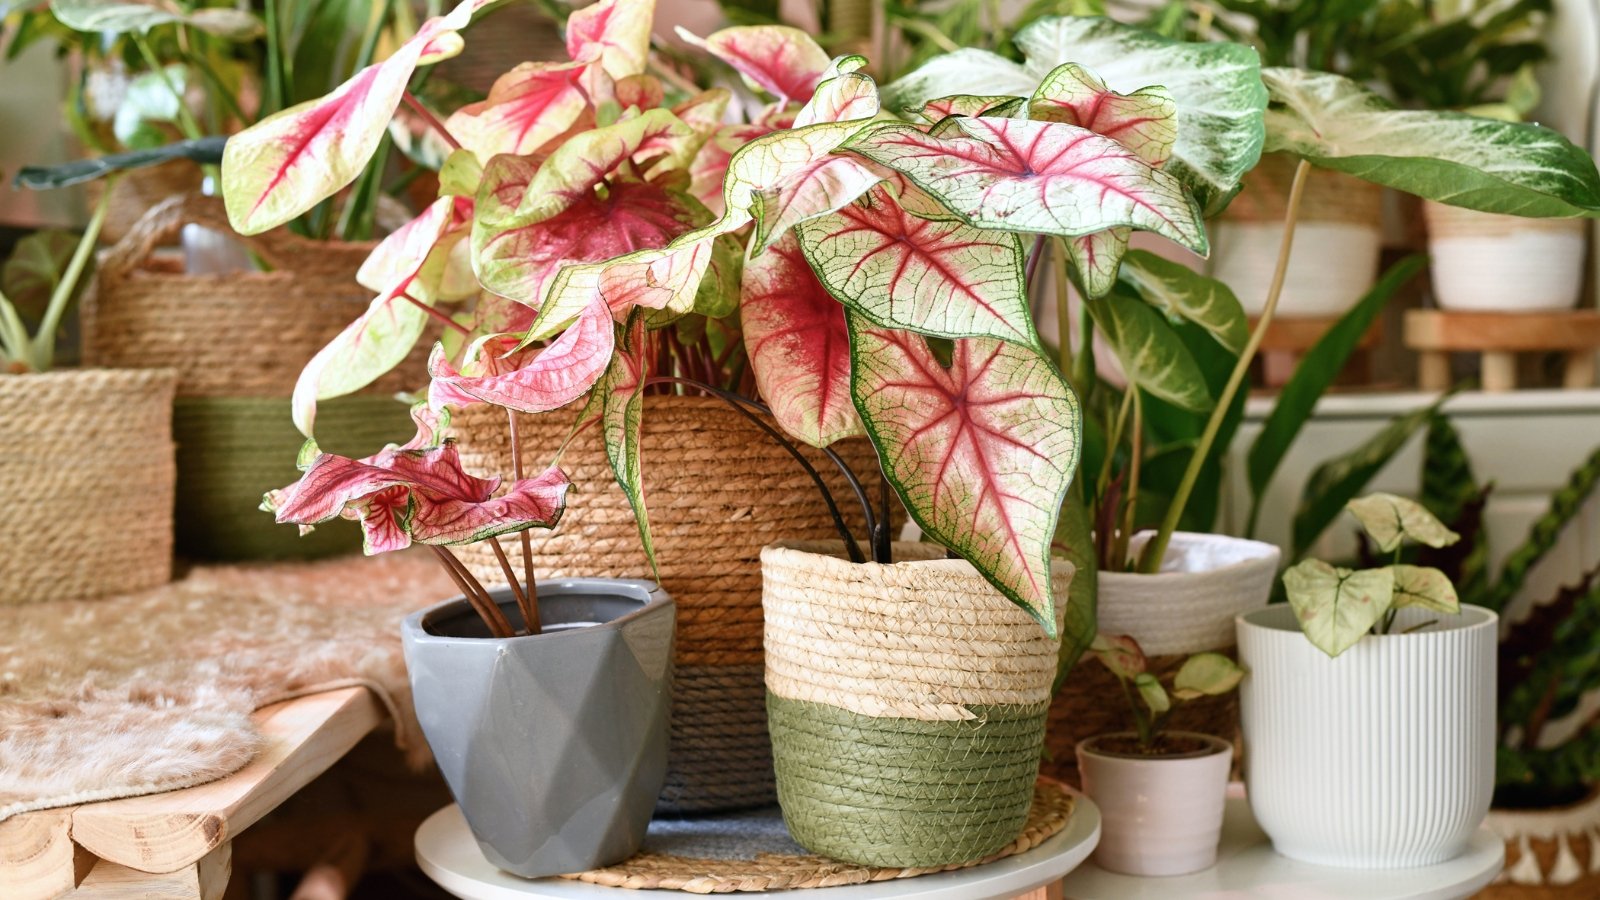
[767,693,1048,868]
[174,396,412,561]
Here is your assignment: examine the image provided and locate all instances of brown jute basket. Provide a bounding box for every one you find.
[1222,152,1382,225]
[449,397,889,813]
[1475,790,1600,898]
[83,160,205,246]
[0,369,177,605]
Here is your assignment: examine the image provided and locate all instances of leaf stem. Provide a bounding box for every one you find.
[32,186,114,370]
[507,409,540,634]
[400,291,470,334]
[1117,389,1143,568]
[1050,237,1074,386]
[131,35,205,141]
[402,91,462,151]
[489,536,535,635]
[1140,159,1312,574]
[432,545,514,638]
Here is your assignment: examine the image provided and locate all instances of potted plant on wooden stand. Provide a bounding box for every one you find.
[1076,635,1244,876]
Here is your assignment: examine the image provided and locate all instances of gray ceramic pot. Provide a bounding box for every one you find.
[402,579,674,877]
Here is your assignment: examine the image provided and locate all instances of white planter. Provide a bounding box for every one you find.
[1424,201,1585,311]
[1099,532,1281,656]
[1077,732,1233,876]
[1212,220,1383,318]
[1237,604,1498,868]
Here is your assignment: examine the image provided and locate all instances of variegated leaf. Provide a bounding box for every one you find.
[1347,492,1462,552]
[1063,228,1131,299]
[907,95,1024,124]
[1389,564,1461,614]
[1283,559,1396,658]
[445,61,589,159]
[589,315,657,574]
[428,295,615,413]
[1172,652,1245,699]
[1117,249,1247,354]
[677,24,830,102]
[51,0,262,38]
[530,236,717,342]
[566,0,655,80]
[794,72,880,127]
[1029,63,1176,167]
[1081,290,1212,412]
[1090,633,1147,680]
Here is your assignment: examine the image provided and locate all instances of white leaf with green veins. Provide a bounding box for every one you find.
[1262,68,1600,218]
[1346,492,1461,552]
[1283,559,1396,658]
[1389,564,1461,614]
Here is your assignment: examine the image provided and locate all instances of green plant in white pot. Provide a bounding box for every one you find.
[1238,492,1497,868]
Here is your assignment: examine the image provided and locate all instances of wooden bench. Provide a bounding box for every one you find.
[0,687,383,900]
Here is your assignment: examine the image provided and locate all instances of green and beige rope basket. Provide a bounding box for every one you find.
[761,541,1073,867]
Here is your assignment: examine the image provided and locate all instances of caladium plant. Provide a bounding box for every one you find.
[1089,633,1245,753]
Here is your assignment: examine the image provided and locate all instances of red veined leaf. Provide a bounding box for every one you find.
[528,235,718,342]
[222,0,482,234]
[751,154,884,253]
[676,24,829,102]
[264,443,569,553]
[445,61,590,159]
[847,315,1080,632]
[428,294,616,414]
[586,314,658,575]
[356,195,473,294]
[566,0,655,80]
[794,72,880,127]
[1063,227,1131,299]
[1090,633,1149,680]
[742,235,862,448]
[674,88,733,134]
[615,74,665,111]
[843,117,1207,254]
[1029,63,1176,167]
[796,183,1035,346]
[689,122,770,214]
[906,95,1023,124]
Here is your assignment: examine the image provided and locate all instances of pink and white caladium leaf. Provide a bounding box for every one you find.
[566,0,656,81]
[530,236,718,343]
[843,117,1208,255]
[263,443,569,554]
[445,61,590,159]
[715,119,886,253]
[793,72,881,128]
[796,184,1035,347]
[742,235,862,448]
[429,294,616,414]
[1090,633,1148,681]
[676,24,830,103]
[221,0,482,234]
[689,122,769,214]
[847,314,1080,632]
[906,95,1024,124]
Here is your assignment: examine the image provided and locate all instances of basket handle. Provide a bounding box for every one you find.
[99,194,320,281]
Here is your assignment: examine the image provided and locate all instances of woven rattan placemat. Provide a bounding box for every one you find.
[561,778,1074,893]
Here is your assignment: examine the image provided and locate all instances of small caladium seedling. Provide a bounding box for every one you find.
[1089,633,1245,752]
[1283,492,1463,658]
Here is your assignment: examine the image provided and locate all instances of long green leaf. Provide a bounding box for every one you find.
[1117,250,1247,355]
[1083,289,1213,413]
[1052,479,1097,691]
[1485,445,1600,613]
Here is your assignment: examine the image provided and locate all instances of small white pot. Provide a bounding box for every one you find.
[1424,201,1585,311]
[1098,532,1282,656]
[1237,604,1498,868]
[1077,732,1233,876]
[1213,220,1384,318]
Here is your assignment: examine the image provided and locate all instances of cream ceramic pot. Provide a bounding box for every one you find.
[1424,201,1585,311]
[1077,732,1233,876]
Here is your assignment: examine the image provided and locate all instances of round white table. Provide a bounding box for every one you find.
[415,793,1103,900]
[1060,788,1504,900]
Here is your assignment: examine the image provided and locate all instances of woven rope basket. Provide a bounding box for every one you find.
[83,160,204,246]
[1423,201,1588,240]
[448,397,889,813]
[1222,152,1382,225]
[0,369,176,605]
[1478,790,1600,898]
[762,540,1072,867]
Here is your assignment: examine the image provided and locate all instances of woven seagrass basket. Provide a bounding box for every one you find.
[761,540,1072,867]
[0,369,176,605]
[84,195,428,560]
[1477,790,1600,898]
[448,398,889,814]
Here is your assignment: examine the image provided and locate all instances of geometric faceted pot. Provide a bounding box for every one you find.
[1424,201,1586,312]
[762,541,1071,868]
[402,579,674,877]
[1238,604,1497,868]
[1077,731,1233,876]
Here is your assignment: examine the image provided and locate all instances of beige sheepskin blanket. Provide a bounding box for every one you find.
[0,552,453,821]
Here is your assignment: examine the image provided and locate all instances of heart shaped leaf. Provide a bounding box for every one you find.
[1029,63,1176,167]
[445,61,589,159]
[1347,492,1462,552]
[1283,559,1396,658]
[1091,633,1147,680]
[1173,652,1245,699]
[1389,564,1461,614]
[677,24,830,102]
[566,0,654,80]
[428,295,615,414]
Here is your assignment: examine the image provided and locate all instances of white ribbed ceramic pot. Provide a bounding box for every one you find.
[1237,604,1497,868]
[1077,732,1233,876]
[1424,202,1585,311]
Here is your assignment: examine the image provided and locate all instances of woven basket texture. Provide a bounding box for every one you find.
[1477,790,1600,898]
[1222,152,1382,225]
[447,397,889,813]
[761,541,1071,867]
[0,369,176,605]
[174,395,414,560]
[1424,201,1589,240]
[83,160,204,246]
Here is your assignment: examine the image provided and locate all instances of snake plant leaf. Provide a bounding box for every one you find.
[796,184,1035,347]
[1348,492,1463,552]
[676,24,830,102]
[1117,251,1247,355]
[1283,559,1396,658]
[13,136,226,190]
[742,235,862,448]
[1173,652,1246,699]
[221,0,482,234]
[1082,290,1213,413]
[51,0,263,38]
[265,444,569,554]
[1091,633,1147,680]
[1389,564,1461,614]
[428,296,615,414]
[591,315,657,577]
[908,95,1024,124]
[845,117,1208,254]
[565,0,654,81]
[885,17,1267,214]
[794,72,880,128]
[445,61,589,159]
[848,316,1080,633]
[1262,68,1600,217]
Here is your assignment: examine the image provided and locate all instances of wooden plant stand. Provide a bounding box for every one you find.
[1251,315,1382,389]
[0,687,383,900]
[1405,309,1600,392]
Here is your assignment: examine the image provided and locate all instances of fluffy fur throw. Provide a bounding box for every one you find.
[0,552,453,821]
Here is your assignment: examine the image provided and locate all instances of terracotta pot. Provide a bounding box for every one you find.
[1077,732,1232,876]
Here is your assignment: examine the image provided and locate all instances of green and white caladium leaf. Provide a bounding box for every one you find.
[677,24,831,103]
[742,235,862,448]
[906,95,1024,124]
[796,184,1035,347]
[794,72,880,127]
[445,60,589,159]
[1117,250,1247,355]
[1173,652,1245,699]
[845,117,1208,254]
[51,0,263,38]
[1283,559,1396,658]
[1081,289,1213,413]
[1262,68,1600,217]
[848,315,1080,633]
[1389,564,1461,614]
[885,17,1267,214]
[1346,491,1462,552]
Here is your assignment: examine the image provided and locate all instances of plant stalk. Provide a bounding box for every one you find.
[507,409,540,634]
[432,546,514,638]
[489,537,534,634]
[131,35,205,141]
[403,91,462,151]
[1116,389,1143,569]
[1139,159,1313,574]
[32,186,114,370]
[1050,237,1074,385]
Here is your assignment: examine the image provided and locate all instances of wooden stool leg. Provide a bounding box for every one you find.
[1418,351,1451,392]
[1565,350,1597,389]
[76,842,231,899]
[1481,351,1518,392]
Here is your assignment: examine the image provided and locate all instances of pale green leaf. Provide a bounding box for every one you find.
[1091,633,1147,680]
[1135,672,1171,714]
[1389,564,1461,614]
[1117,250,1247,355]
[1173,652,1245,697]
[1347,492,1462,552]
[1082,290,1213,412]
[1283,559,1396,658]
